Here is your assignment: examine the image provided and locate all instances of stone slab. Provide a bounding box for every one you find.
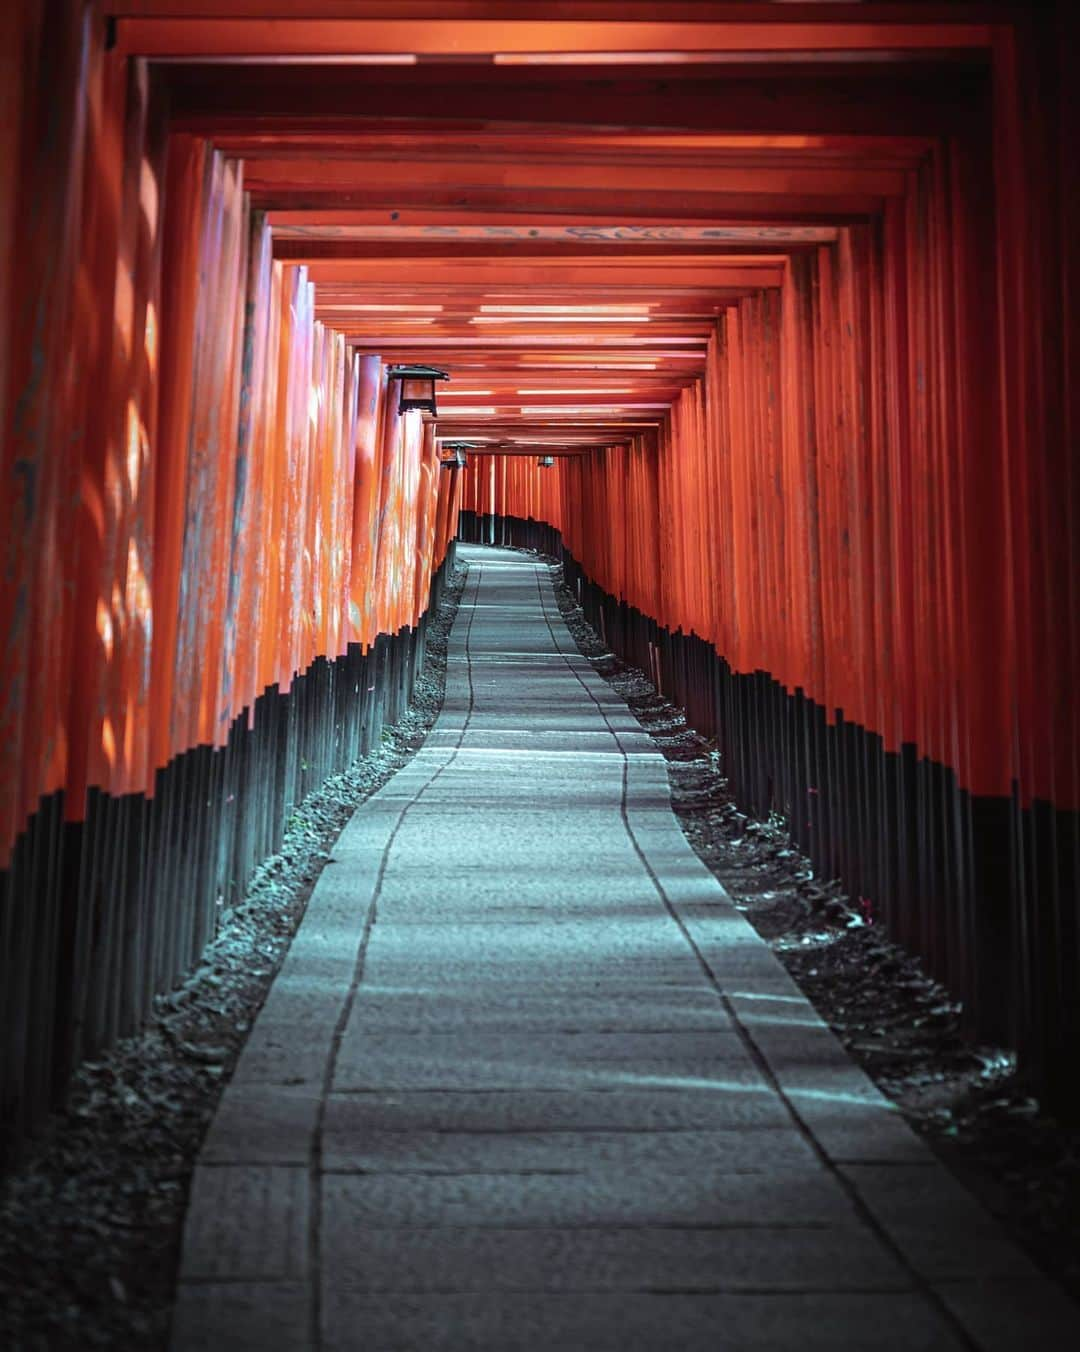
[179,1165,309,1281]
[323,1086,795,1134]
[321,1292,964,1352]
[229,1020,334,1088]
[341,986,731,1031]
[201,1084,322,1165]
[843,1164,1048,1283]
[171,1283,312,1352]
[932,1277,1080,1351]
[321,1167,856,1230]
[331,1028,764,1092]
[363,917,693,958]
[319,1223,910,1293]
[322,1126,820,1175]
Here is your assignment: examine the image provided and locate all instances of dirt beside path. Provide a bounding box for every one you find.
[0,566,467,1352]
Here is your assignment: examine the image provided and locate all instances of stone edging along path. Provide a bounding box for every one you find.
[546,549,1080,1314]
[0,567,468,1352]
[171,546,1078,1352]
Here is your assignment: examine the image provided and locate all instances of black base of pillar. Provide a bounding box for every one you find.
[0,554,458,1164]
[458,513,1080,1122]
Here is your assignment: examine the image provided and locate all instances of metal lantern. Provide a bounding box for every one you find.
[386,364,450,416]
[439,440,477,470]
[537,455,555,468]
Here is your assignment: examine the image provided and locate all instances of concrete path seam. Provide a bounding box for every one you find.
[529,556,987,1351]
[170,549,1079,1351]
[309,564,484,1350]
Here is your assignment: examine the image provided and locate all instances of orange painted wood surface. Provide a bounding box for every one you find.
[115,15,993,60]
[0,3,1075,843]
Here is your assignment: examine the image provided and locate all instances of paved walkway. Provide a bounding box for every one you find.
[172,547,1077,1351]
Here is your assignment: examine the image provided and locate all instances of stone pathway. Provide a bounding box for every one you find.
[171,547,1079,1351]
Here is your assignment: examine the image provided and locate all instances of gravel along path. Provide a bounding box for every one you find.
[3,545,1077,1348]
[0,566,467,1352]
[172,544,1076,1352]
[545,554,1080,1312]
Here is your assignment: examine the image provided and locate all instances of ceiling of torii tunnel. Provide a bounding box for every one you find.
[116,1,988,458]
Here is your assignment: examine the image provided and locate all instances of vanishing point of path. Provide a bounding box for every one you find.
[170,547,1078,1352]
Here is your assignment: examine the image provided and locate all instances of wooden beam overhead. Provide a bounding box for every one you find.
[298,259,785,286]
[117,17,993,60]
[242,156,907,199]
[268,219,843,242]
[164,67,988,138]
[113,1,995,459]
[106,3,1006,20]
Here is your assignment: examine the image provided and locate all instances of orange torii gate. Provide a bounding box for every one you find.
[1,0,1077,1152]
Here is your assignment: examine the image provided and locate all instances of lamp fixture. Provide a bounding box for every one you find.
[537,456,556,468]
[439,440,478,470]
[386,364,450,416]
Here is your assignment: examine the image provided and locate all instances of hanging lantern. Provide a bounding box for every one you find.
[439,440,477,470]
[537,455,555,468]
[387,364,450,416]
